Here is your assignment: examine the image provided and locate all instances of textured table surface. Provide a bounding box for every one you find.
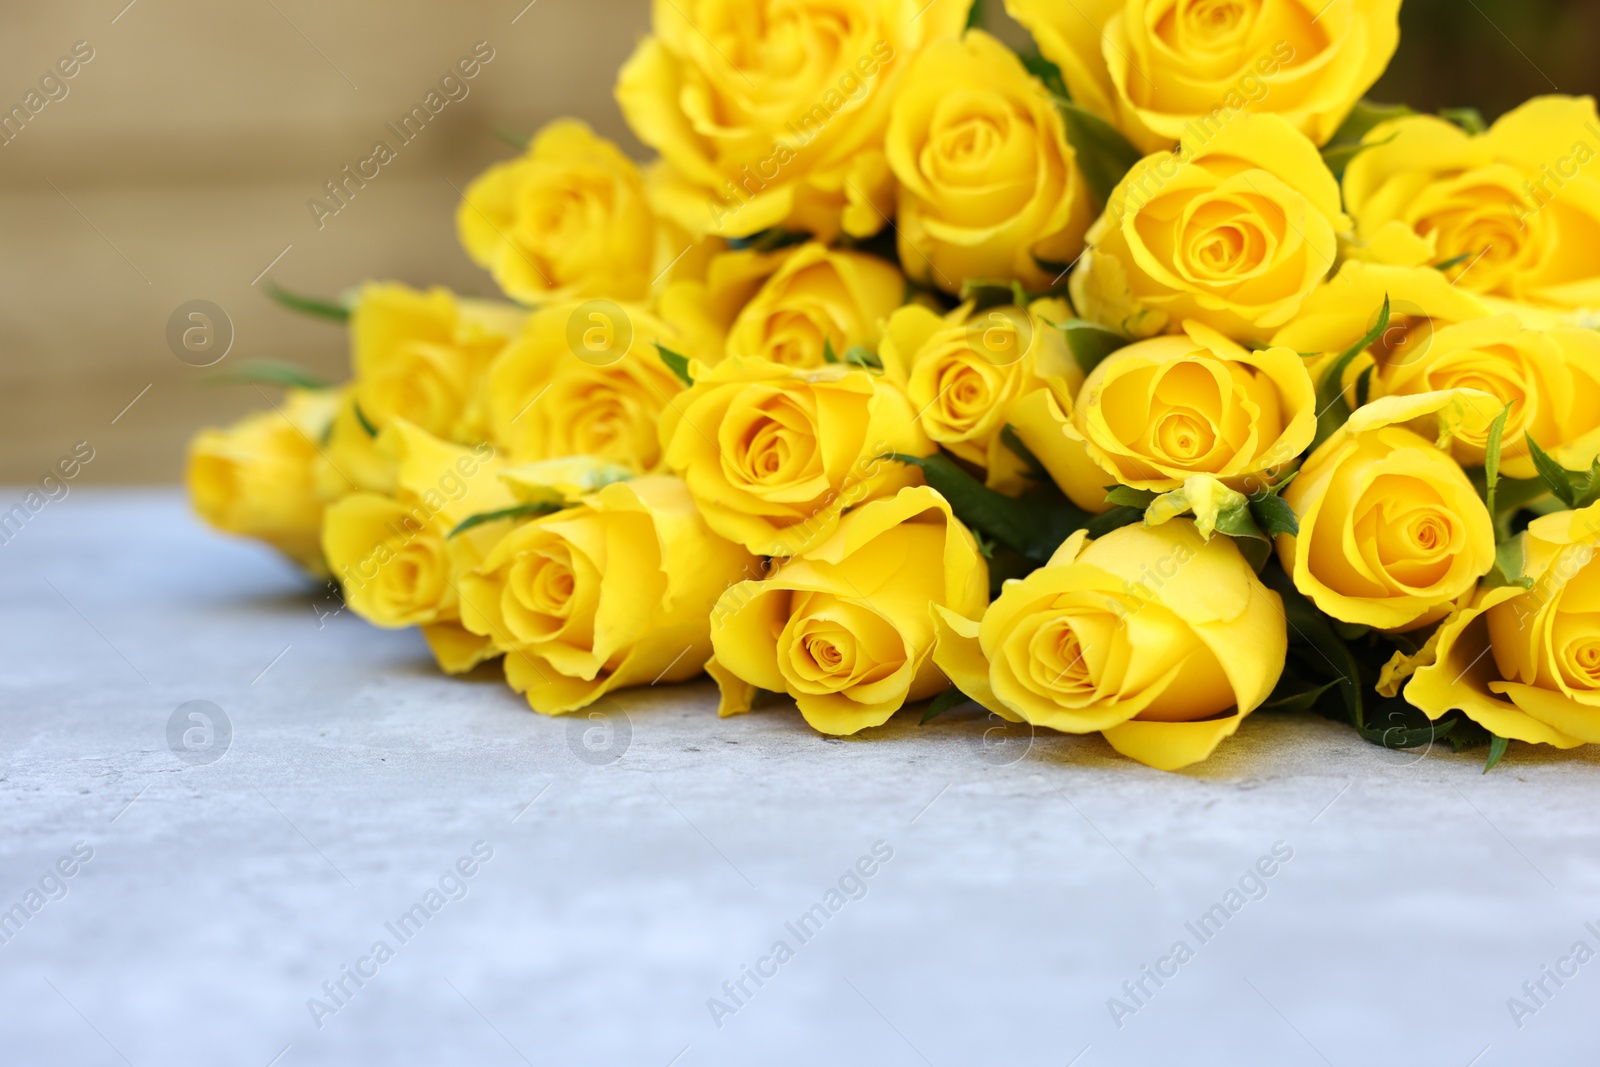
[3,490,1599,1067]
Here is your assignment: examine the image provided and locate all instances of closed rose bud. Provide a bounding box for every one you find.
[461,475,757,715]
[886,30,1092,293]
[1275,261,1600,480]
[187,388,339,576]
[322,422,513,673]
[1068,321,1315,493]
[1398,504,1600,750]
[1071,114,1344,344]
[351,282,523,445]
[1005,0,1400,153]
[933,519,1285,771]
[879,297,1084,478]
[457,120,663,304]
[1277,390,1498,631]
[659,356,934,556]
[484,301,697,474]
[721,242,904,369]
[709,486,988,734]
[616,0,969,241]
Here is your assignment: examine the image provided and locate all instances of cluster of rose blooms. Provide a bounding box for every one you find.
[189,0,1600,771]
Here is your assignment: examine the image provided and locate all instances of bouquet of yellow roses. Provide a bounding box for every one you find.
[187,0,1600,772]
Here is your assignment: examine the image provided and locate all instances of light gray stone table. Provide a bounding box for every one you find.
[3,490,1598,1066]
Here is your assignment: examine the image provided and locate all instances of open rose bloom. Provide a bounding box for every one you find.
[1396,503,1600,749]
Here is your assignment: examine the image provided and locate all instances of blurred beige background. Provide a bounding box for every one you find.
[0,0,654,483]
[5,0,1598,484]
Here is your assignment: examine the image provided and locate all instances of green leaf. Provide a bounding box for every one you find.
[1104,485,1159,509]
[1262,678,1343,713]
[1212,501,1267,542]
[1486,534,1534,590]
[1354,364,1374,409]
[885,451,1088,564]
[1525,434,1579,507]
[959,277,1029,311]
[921,686,971,724]
[1231,535,1274,572]
[267,283,352,323]
[1480,474,1551,541]
[842,345,883,371]
[1440,107,1488,135]
[448,502,561,538]
[1312,295,1390,451]
[1321,133,1400,181]
[1051,318,1130,376]
[352,401,379,437]
[1433,251,1474,273]
[495,126,530,150]
[1058,100,1143,207]
[964,0,986,30]
[1329,100,1417,144]
[1017,51,1069,100]
[1320,100,1413,180]
[730,227,812,254]
[1000,424,1046,481]
[1084,506,1144,538]
[1331,620,1371,642]
[1250,492,1299,539]
[822,339,839,364]
[1484,733,1510,773]
[204,359,332,390]
[656,342,694,388]
[1483,401,1514,517]
[1260,565,1366,729]
[1443,714,1493,752]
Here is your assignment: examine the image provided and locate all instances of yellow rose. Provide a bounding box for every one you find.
[457,120,674,304]
[722,242,904,368]
[1343,97,1600,319]
[932,519,1285,771]
[483,301,698,474]
[460,475,757,715]
[1277,391,1498,631]
[351,282,523,444]
[322,422,516,673]
[879,297,1084,476]
[187,388,338,575]
[615,0,968,240]
[313,389,398,502]
[1275,262,1600,480]
[1005,0,1400,153]
[1398,503,1600,750]
[1072,114,1345,342]
[659,356,934,556]
[1067,320,1315,493]
[884,30,1092,293]
[708,486,988,733]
